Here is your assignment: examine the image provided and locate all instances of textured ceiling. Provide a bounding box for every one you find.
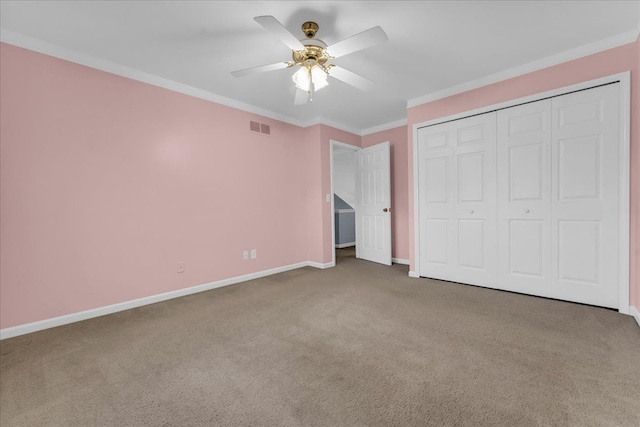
[1,1,639,133]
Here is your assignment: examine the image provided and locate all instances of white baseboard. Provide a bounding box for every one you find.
[0,261,319,340]
[307,261,335,269]
[335,242,355,249]
[631,306,640,329]
[392,258,410,265]
[408,271,420,278]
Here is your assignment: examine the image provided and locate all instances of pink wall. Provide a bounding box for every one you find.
[0,43,357,329]
[362,126,409,261]
[407,39,640,310]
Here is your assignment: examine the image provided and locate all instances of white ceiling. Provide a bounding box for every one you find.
[1,1,639,133]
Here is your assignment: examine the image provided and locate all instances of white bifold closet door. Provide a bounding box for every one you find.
[419,83,621,309]
[497,85,620,308]
[417,112,497,287]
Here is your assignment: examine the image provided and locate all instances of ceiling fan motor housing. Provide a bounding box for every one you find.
[292,22,331,68]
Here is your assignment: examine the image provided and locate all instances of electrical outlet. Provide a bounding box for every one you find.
[251,249,257,259]
[177,262,185,273]
[243,250,249,260]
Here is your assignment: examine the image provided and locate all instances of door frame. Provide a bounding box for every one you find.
[411,71,631,314]
[330,139,361,267]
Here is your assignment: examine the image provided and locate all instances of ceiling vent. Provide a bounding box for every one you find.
[250,120,271,136]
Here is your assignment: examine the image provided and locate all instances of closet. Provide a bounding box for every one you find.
[416,83,622,309]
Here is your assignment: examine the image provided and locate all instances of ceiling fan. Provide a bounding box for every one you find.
[231,16,387,105]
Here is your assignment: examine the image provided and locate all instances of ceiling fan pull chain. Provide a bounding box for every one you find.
[310,68,315,103]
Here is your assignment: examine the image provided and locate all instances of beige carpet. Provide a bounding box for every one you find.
[2,251,639,426]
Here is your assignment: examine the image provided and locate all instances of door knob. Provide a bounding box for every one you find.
[383,208,389,212]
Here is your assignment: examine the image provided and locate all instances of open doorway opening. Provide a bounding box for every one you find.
[330,140,359,265]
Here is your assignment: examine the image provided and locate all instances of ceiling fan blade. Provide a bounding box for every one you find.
[327,26,387,58]
[231,62,290,78]
[294,89,309,105]
[254,15,305,51]
[328,66,375,92]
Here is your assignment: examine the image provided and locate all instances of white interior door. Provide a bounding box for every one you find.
[550,84,620,308]
[417,112,497,287]
[355,142,391,265]
[497,99,553,296]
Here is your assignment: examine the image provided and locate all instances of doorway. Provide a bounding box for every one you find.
[330,140,359,265]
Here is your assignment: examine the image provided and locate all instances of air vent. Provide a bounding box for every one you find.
[249,120,271,136]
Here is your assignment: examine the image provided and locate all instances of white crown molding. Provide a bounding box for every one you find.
[361,118,408,136]
[407,28,640,108]
[0,29,368,135]
[301,116,364,136]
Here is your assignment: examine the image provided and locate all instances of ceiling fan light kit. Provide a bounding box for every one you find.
[231,16,387,105]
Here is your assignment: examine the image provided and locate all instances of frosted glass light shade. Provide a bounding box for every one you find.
[311,66,328,90]
[292,67,310,92]
[292,65,329,92]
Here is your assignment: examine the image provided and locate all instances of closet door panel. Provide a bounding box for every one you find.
[454,113,498,287]
[418,123,457,281]
[551,84,620,308]
[497,99,552,295]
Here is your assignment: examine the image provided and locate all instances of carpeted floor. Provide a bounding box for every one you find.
[1,251,639,426]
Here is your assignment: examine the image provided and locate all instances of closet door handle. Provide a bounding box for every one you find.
[524,209,530,214]
[469,210,474,214]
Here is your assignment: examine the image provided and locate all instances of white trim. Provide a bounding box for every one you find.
[307,261,335,269]
[412,117,421,283]
[330,140,361,151]
[0,261,312,340]
[360,118,408,136]
[407,30,639,108]
[408,271,420,278]
[330,140,361,268]
[630,307,640,329]
[392,258,410,265]
[335,209,355,214]
[302,116,364,137]
[411,72,632,315]
[335,242,356,249]
[0,29,364,136]
[617,73,631,314]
